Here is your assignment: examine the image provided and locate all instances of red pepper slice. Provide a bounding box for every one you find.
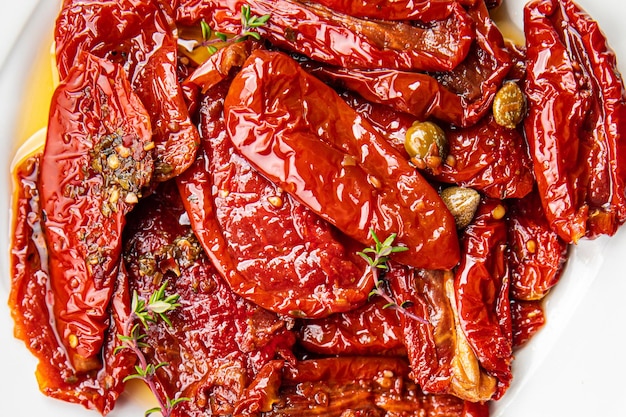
[10,154,135,411]
[175,0,475,72]
[524,0,626,242]
[507,189,569,301]
[56,0,200,181]
[40,52,153,371]
[454,198,512,399]
[224,49,460,270]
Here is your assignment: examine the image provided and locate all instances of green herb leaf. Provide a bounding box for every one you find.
[145,406,163,417]
[149,300,175,314]
[118,284,184,417]
[201,20,211,41]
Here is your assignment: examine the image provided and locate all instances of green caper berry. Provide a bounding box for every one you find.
[440,186,481,229]
[493,81,525,129]
[404,121,448,165]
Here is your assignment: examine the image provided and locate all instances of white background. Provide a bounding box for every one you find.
[0,1,625,416]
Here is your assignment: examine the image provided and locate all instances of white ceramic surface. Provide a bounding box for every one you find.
[0,1,624,416]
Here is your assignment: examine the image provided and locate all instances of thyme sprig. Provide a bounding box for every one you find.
[358,230,428,324]
[115,281,189,417]
[201,4,271,55]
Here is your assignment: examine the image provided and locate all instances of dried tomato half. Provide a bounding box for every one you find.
[224,49,460,270]
[40,52,153,371]
[56,0,200,181]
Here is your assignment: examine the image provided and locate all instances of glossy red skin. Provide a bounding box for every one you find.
[174,0,474,72]
[343,93,533,199]
[437,116,534,199]
[555,0,626,238]
[454,198,512,399]
[311,0,511,128]
[186,40,256,94]
[10,156,135,413]
[40,53,153,371]
[274,357,488,416]
[297,299,405,356]
[507,189,569,300]
[303,0,472,21]
[196,81,372,318]
[524,0,626,242]
[123,181,295,416]
[510,299,546,349]
[55,0,200,181]
[224,49,460,270]
[388,265,456,394]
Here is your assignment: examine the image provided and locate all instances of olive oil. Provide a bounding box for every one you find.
[12,37,56,161]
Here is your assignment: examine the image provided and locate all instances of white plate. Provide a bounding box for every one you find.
[0,1,625,416]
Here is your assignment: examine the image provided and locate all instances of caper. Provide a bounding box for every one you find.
[404,120,448,171]
[492,81,525,129]
[440,186,481,229]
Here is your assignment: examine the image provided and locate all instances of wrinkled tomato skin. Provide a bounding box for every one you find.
[510,299,546,348]
[174,0,475,72]
[179,81,372,318]
[56,0,200,181]
[301,0,466,21]
[311,0,511,128]
[507,189,569,300]
[454,198,512,399]
[272,357,484,416]
[40,52,153,371]
[123,181,295,416]
[524,0,626,242]
[297,300,405,356]
[225,49,459,270]
[9,155,135,414]
[388,265,455,394]
[437,116,534,199]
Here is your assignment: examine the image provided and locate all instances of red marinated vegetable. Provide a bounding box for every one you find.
[10,158,134,413]
[275,357,489,416]
[524,0,626,242]
[310,0,511,127]
[225,49,460,270]
[8,0,626,415]
[510,299,546,348]
[56,0,200,181]
[40,52,153,371]
[454,198,512,398]
[297,299,405,356]
[179,82,372,318]
[123,180,295,416]
[507,189,569,300]
[388,265,498,401]
[176,0,475,71]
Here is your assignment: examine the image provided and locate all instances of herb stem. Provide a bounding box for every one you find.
[121,318,170,416]
[116,281,187,417]
[358,230,428,324]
